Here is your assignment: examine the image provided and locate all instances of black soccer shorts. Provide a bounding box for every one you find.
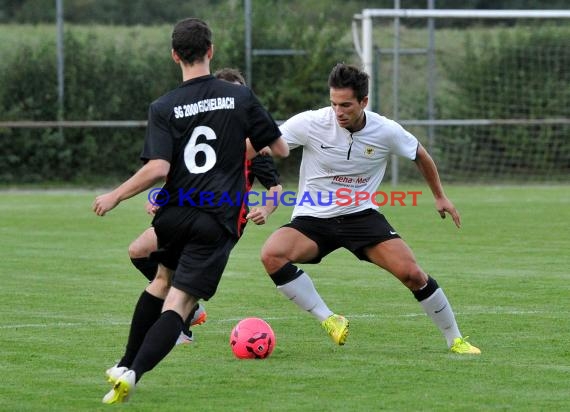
[151,207,238,300]
[283,208,400,263]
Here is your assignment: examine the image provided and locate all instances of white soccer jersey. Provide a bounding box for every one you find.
[280,107,419,218]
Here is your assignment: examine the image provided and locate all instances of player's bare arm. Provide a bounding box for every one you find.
[245,138,257,160]
[413,144,461,228]
[93,159,170,216]
[269,136,289,158]
[247,137,289,160]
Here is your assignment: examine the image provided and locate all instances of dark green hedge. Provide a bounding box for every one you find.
[1,23,567,184]
[0,31,178,183]
[0,23,343,183]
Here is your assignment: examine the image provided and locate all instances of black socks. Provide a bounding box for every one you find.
[130,257,158,282]
[118,290,164,368]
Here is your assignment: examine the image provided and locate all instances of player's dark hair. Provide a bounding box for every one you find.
[171,18,212,65]
[214,68,246,85]
[328,63,369,102]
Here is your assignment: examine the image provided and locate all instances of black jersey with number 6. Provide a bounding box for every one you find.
[141,74,281,237]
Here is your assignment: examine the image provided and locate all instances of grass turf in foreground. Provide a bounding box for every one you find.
[0,185,568,411]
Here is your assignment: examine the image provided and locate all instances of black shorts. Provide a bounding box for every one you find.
[150,206,238,300]
[283,209,400,263]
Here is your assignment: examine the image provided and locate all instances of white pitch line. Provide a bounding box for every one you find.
[0,309,561,330]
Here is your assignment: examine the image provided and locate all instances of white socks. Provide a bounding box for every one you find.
[276,271,333,322]
[419,288,461,347]
[276,269,462,346]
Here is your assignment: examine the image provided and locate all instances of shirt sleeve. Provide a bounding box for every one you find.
[245,90,282,153]
[140,103,173,162]
[388,119,419,160]
[279,111,312,149]
[250,155,281,189]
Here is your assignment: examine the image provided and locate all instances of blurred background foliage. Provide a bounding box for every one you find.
[1,0,568,25]
[0,0,568,184]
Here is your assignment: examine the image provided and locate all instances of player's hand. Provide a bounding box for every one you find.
[92,192,120,216]
[258,147,273,156]
[145,201,159,215]
[435,197,461,228]
[246,207,270,225]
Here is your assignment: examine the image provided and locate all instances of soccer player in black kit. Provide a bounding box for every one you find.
[92,18,289,404]
[127,68,283,345]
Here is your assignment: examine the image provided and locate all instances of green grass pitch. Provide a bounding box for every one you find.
[0,185,568,411]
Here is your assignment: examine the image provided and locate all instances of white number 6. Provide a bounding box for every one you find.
[184,126,217,174]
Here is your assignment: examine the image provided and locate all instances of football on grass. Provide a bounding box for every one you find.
[230,317,275,359]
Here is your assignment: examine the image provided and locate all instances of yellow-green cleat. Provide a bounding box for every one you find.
[321,314,349,345]
[102,370,136,404]
[105,364,128,384]
[450,337,481,354]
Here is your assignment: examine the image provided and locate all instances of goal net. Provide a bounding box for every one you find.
[353,9,570,183]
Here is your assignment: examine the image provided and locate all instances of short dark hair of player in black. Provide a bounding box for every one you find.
[214,68,246,86]
[171,18,212,65]
[328,63,369,102]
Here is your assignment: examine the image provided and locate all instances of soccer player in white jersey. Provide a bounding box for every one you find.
[261,63,480,354]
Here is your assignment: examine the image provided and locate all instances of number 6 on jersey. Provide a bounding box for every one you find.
[184,125,217,174]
